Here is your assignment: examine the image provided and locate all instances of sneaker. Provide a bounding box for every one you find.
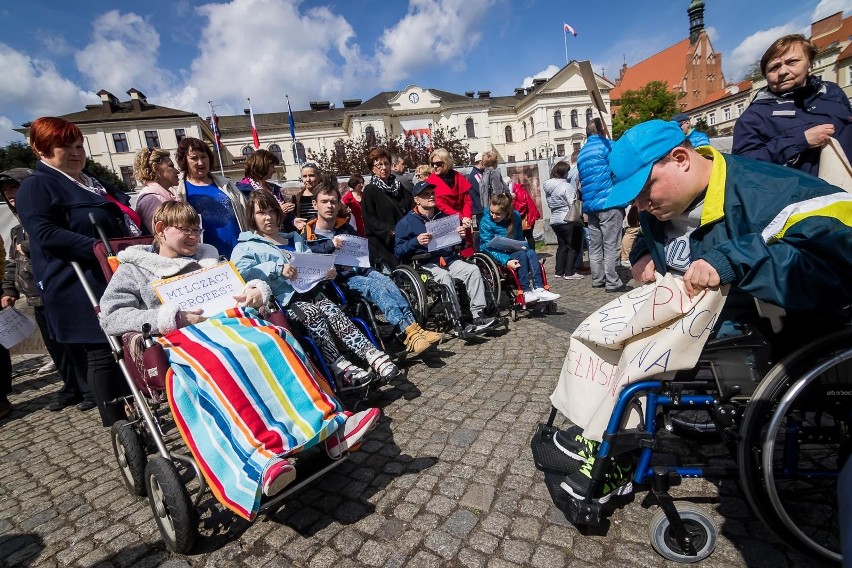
[563,274,584,280]
[325,408,381,459]
[332,357,372,388]
[467,316,496,333]
[262,458,296,496]
[0,396,11,420]
[605,284,632,293]
[365,348,400,384]
[559,454,634,504]
[553,426,597,462]
[523,290,540,304]
[37,360,57,374]
[535,288,560,301]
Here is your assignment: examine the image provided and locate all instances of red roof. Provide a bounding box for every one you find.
[699,80,753,107]
[610,39,691,101]
[811,12,852,50]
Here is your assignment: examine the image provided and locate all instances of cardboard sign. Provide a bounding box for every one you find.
[0,307,37,349]
[486,237,527,252]
[153,262,245,317]
[425,214,462,252]
[334,235,370,268]
[287,252,336,293]
[818,137,852,192]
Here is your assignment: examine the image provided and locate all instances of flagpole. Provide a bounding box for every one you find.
[564,28,568,64]
[286,94,300,168]
[208,100,225,177]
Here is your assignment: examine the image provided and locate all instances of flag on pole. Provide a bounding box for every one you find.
[248,98,260,149]
[210,112,221,149]
[563,22,577,37]
[286,96,297,143]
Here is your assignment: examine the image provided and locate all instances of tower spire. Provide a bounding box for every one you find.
[688,0,705,44]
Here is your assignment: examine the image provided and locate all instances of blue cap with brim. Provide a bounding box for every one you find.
[604,120,687,208]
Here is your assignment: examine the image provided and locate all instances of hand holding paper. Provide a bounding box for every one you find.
[424,214,462,252]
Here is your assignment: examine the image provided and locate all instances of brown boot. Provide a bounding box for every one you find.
[403,323,440,355]
[416,325,443,344]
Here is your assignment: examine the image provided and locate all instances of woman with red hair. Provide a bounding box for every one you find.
[17,116,137,425]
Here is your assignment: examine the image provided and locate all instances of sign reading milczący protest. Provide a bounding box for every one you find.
[425,213,462,252]
[0,307,37,349]
[287,252,336,293]
[153,261,245,317]
[334,235,371,267]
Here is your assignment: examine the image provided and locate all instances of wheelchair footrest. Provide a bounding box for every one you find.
[531,423,584,476]
[543,472,604,526]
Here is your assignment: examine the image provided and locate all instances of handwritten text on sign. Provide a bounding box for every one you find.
[425,214,462,252]
[287,252,336,293]
[153,262,245,316]
[334,235,370,267]
[0,307,37,349]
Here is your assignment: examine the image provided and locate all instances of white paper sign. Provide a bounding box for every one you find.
[288,252,336,293]
[153,261,245,317]
[425,214,462,252]
[0,307,37,349]
[486,237,527,252]
[334,235,370,268]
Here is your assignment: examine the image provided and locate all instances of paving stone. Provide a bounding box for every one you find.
[442,509,478,538]
[460,484,495,512]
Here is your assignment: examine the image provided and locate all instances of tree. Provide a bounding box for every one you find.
[693,117,719,137]
[612,81,683,139]
[0,141,129,191]
[307,126,470,175]
[743,61,763,82]
[85,158,130,191]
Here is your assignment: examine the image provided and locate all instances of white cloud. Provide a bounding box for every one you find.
[75,10,168,95]
[727,23,803,81]
[521,65,561,88]
[0,116,23,146]
[812,0,851,21]
[376,0,495,87]
[705,26,719,43]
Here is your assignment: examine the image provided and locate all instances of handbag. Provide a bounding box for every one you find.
[563,198,583,223]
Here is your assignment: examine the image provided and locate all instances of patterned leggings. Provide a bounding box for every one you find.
[287,298,372,365]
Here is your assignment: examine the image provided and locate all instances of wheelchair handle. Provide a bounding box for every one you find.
[89,212,115,257]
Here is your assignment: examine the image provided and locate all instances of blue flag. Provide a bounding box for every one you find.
[287,99,296,142]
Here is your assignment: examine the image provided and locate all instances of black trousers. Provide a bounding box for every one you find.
[34,305,90,404]
[552,222,584,276]
[0,345,10,396]
[68,343,129,426]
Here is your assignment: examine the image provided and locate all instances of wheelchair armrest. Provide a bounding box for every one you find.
[409,252,433,262]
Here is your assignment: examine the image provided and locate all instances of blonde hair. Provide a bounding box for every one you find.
[152,201,200,242]
[133,148,172,184]
[481,151,498,168]
[414,164,431,180]
[429,148,453,169]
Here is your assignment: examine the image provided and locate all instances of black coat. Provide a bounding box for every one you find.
[16,162,131,343]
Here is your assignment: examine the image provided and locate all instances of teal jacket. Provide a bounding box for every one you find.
[630,147,852,314]
[230,230,311,307]
[479,210,525,266]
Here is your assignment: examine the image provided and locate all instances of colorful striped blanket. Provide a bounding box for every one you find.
[158,308,346,520]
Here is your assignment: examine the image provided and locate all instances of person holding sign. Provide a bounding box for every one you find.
[231,190,400,386]
[395,181,496,334]
[479,194,559,306]
[303,182,442,355]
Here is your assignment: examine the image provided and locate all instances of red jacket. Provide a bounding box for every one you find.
[341,190,365,236]
[511,183,541,228]
[428,171,472,219]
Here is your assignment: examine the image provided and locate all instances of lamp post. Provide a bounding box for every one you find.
[539,142,556,166]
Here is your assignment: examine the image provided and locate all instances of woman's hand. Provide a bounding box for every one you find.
[455,225,466,238]
[0,296,16,309]
[293,218,307,231]
[178,309,206,327]
[805,124,835,148]
[282,264,297,279]
[507,259,521,269]
[280,201,296,215]
[461,217,472,228]
[417,233,433,246]
[234,287,264,308]
[325,267,337,280]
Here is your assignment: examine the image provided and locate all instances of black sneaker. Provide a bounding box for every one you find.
[553,426,598,462]
[560,454,634,504]
[469,316,496,331]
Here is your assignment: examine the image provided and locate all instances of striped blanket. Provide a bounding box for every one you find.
[158,307,346,520]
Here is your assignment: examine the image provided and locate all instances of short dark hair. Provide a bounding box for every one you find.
[347,173,364,189]
[760,34,817,77]
[244,149,280,181]
[367,147,392,167]
[550,160,571,179]
[246,189,283,231]
[312,180,341,201]
[175,137,214,175]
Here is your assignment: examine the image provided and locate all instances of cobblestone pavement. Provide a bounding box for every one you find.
[0,253,824,567]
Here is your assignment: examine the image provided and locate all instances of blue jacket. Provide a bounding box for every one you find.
[478,210,524,266]
[577,135,623,212]
[466,167,483,216]
[230,230,311,307]
[630,147,852,315]
[17,161,132,343]
[732,77,852,174]
[394,208,459,264]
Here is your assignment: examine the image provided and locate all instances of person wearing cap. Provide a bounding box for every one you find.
[732,34,852,174]
[670,113,710,149]
[394,180,496,334]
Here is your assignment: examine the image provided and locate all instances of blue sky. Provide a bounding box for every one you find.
[0,0,848,145]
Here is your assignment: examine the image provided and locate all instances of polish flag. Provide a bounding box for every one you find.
[563,22,577,37]
[248,98,260,149]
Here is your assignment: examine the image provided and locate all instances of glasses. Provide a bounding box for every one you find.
[430,161,444,168]
[172,226,203,237]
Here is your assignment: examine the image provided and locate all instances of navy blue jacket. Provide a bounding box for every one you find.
[732,77,852,174]
[17,162,132,343]
[466,167,483,216]
[394,208,459,265]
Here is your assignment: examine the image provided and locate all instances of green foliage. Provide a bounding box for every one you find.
[84,158,130,192]
[0,141,36,171]
[693,118,719,137]
[743,61,763,82]
[612,81,683,139]
[307,126,470,175]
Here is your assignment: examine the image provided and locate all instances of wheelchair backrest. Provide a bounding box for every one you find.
[94,236,154,283]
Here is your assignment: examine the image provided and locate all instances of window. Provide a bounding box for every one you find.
[365,126,376,147]
[524,152,529,161]
[112,133,129,153]
[174,128,186,143]
[241,146,254,158]
[507,155,515,163]
[847,64,852,86]
[293,142,306,164]
[573,142,581,152]
[465,118,475,138]
[529,118,534,135]
[736,102,744,116]
[334,139,345,159]
[505,125,513,143]
[268,144,282,161]
[532,148,537,159]
[556,144,565,156]
[708,112,716,126]
[144,130,160,149]
[570,110,579,128]
[469,152,477,164]
[554,111,563,130]
[522,123,527,139]
[723,107,731,121]
[585,108,593,125]
[120,166,135,188]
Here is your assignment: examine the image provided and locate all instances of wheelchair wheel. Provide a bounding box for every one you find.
[111,420,148,497]
[470,252,502,311]
[649,502,717,563]
[737,329,852,563]
[144,456,198,554]
[391,266,428,325]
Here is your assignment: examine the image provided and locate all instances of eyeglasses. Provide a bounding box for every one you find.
[172,226,203,237]
[430,161,444,168]
[373,161,390,169]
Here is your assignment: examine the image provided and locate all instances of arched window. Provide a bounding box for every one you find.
[365,126,376,147]
[554,111,563,130]
[241,146,254,158]
[532,148,537,159]
[529,118,534,135]
[292,142,306,164]
[504,125,513,143]
[522,122,527,139]
[570,109,579,128]
[268,144,282,161]
[334,139,346,159]
[585,108,593,125]
[465,118,476,138]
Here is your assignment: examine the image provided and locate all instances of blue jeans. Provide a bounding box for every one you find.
[342,269,416,330]
[509,249,543,292]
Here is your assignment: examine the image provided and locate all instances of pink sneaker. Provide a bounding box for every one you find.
[261,458,296,496]
[325,408,380,459]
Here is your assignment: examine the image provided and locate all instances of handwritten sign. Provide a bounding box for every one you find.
[549,273,729,441]
[288,252,336,293]
[334,235,370,268]
[486,237,526,252]
[0,307,37,349]
[425,214,462,252]
[153,262,245,317]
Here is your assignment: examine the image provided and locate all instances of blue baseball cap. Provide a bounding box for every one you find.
[411,180,436,196]
[605,120,687,208]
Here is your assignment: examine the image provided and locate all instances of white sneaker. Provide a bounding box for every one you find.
[523,290,540,304]
[325,408,380,459]
[38,360,57,374]
[535,288,560,301]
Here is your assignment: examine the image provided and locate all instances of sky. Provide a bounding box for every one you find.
[0,0,849,146]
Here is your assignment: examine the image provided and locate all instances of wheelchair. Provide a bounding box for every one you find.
[531,315,851,563]
[473,249,557,321]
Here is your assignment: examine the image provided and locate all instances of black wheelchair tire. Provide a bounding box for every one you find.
[111,420,148,497]
[648,502,717,563]
[470,252,503,314]
[144,456,198,554]
[391,266,428,325]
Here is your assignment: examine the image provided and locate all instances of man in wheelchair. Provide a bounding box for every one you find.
[395,180,497,335]
[554,119,852,503]
[302,181,442,355]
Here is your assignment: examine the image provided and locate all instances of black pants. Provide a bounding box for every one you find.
[368,237,399,270]
[522,228,535,250]
[0,345,10,396]
[68,343,128,427]
[34,305,90,404]
[552,222,583,276]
